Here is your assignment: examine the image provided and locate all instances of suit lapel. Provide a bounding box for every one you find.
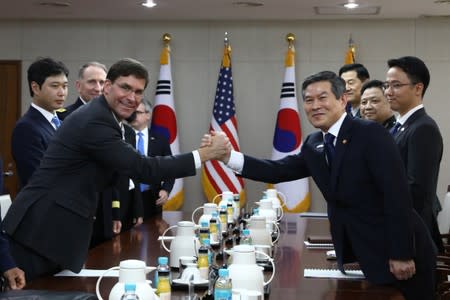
[29,106,56,134]
[394,108,425,142]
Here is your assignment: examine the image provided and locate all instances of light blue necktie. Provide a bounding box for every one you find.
[137,131,150,192]
[51,115,61,129]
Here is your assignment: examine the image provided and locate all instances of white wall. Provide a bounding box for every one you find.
[1,18,449,213]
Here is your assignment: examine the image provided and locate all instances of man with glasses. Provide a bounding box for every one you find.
[2,58,230,281]
[385,56,444,253]
[360,80,396,130]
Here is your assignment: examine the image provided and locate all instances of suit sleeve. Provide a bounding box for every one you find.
[12,122,48,186]
[366,124,414,259]
[0,233,16,273]
[160,137,175,194]
[83,119,196,185]
[405,123,442,214]
[242,152,310,183]
[131,179,144,219]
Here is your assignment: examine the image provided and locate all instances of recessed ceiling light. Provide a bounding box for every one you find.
[142,0,156,8]
[343,1,359,9]
[38,1,71,7]
[232,1,264,7]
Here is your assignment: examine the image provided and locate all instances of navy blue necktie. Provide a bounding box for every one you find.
[390,122,401,136]
[137,132,150,192]
[345,103,352,116]
[324,133,336,167]
[51,115,61,129]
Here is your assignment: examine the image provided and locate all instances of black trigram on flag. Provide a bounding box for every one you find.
[281,82,295,98]
[156,80,171,95]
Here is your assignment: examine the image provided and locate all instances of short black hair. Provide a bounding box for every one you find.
[360,79,384,96]
[107,58,149,88]
[387,56,430,97]
[27,57,69,97]
[302,71,346,100]
[338,63,370,82]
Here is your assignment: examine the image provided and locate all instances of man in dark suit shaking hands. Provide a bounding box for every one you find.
[210,71,435,300]
[2,58,230,281]
[384,56,444,253]
[11,57,68,188]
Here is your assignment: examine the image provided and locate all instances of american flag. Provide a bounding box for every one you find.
[201,40,245,205]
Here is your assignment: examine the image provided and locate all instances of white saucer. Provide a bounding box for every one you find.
[172,278,209,286]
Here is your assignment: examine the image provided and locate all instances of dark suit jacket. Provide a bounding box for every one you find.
[2,95,196,272]
[57,97,84,121]
[11,105,56,188]
[0,233,15,273]
[393,107,444,251]
[0,206,15,273]
[125,127,174,218]
[241,115,433,284]
[0,156,3,195]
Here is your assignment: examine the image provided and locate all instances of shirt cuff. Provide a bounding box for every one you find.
[226,150,244,173]
[192,150,201,169]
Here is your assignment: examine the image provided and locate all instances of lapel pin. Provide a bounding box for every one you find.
[400,128,404,132]
[342,139,348,144]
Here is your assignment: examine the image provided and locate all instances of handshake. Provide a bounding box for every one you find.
[198,131,232,164]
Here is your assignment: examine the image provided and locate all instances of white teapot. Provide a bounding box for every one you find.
[96,259,158,300]
[191,202,218,225]
[161,221,200,268]
[256,199,280,225]
[247,215,280,246]
[227,245,275,295]
[264,188,286,219]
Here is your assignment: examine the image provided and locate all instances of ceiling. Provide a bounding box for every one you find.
[1,0,450,21]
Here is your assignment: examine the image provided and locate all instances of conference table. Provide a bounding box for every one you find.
[26,211,403,299]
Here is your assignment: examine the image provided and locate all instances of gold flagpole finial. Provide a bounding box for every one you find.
[162,33,171,45]
[286,33,295,48]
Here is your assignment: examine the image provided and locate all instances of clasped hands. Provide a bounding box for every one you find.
[198,131,231,163]
[389,259,416,281]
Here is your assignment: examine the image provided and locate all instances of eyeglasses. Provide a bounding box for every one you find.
[114,82,144,97]
[382,81,414,91]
